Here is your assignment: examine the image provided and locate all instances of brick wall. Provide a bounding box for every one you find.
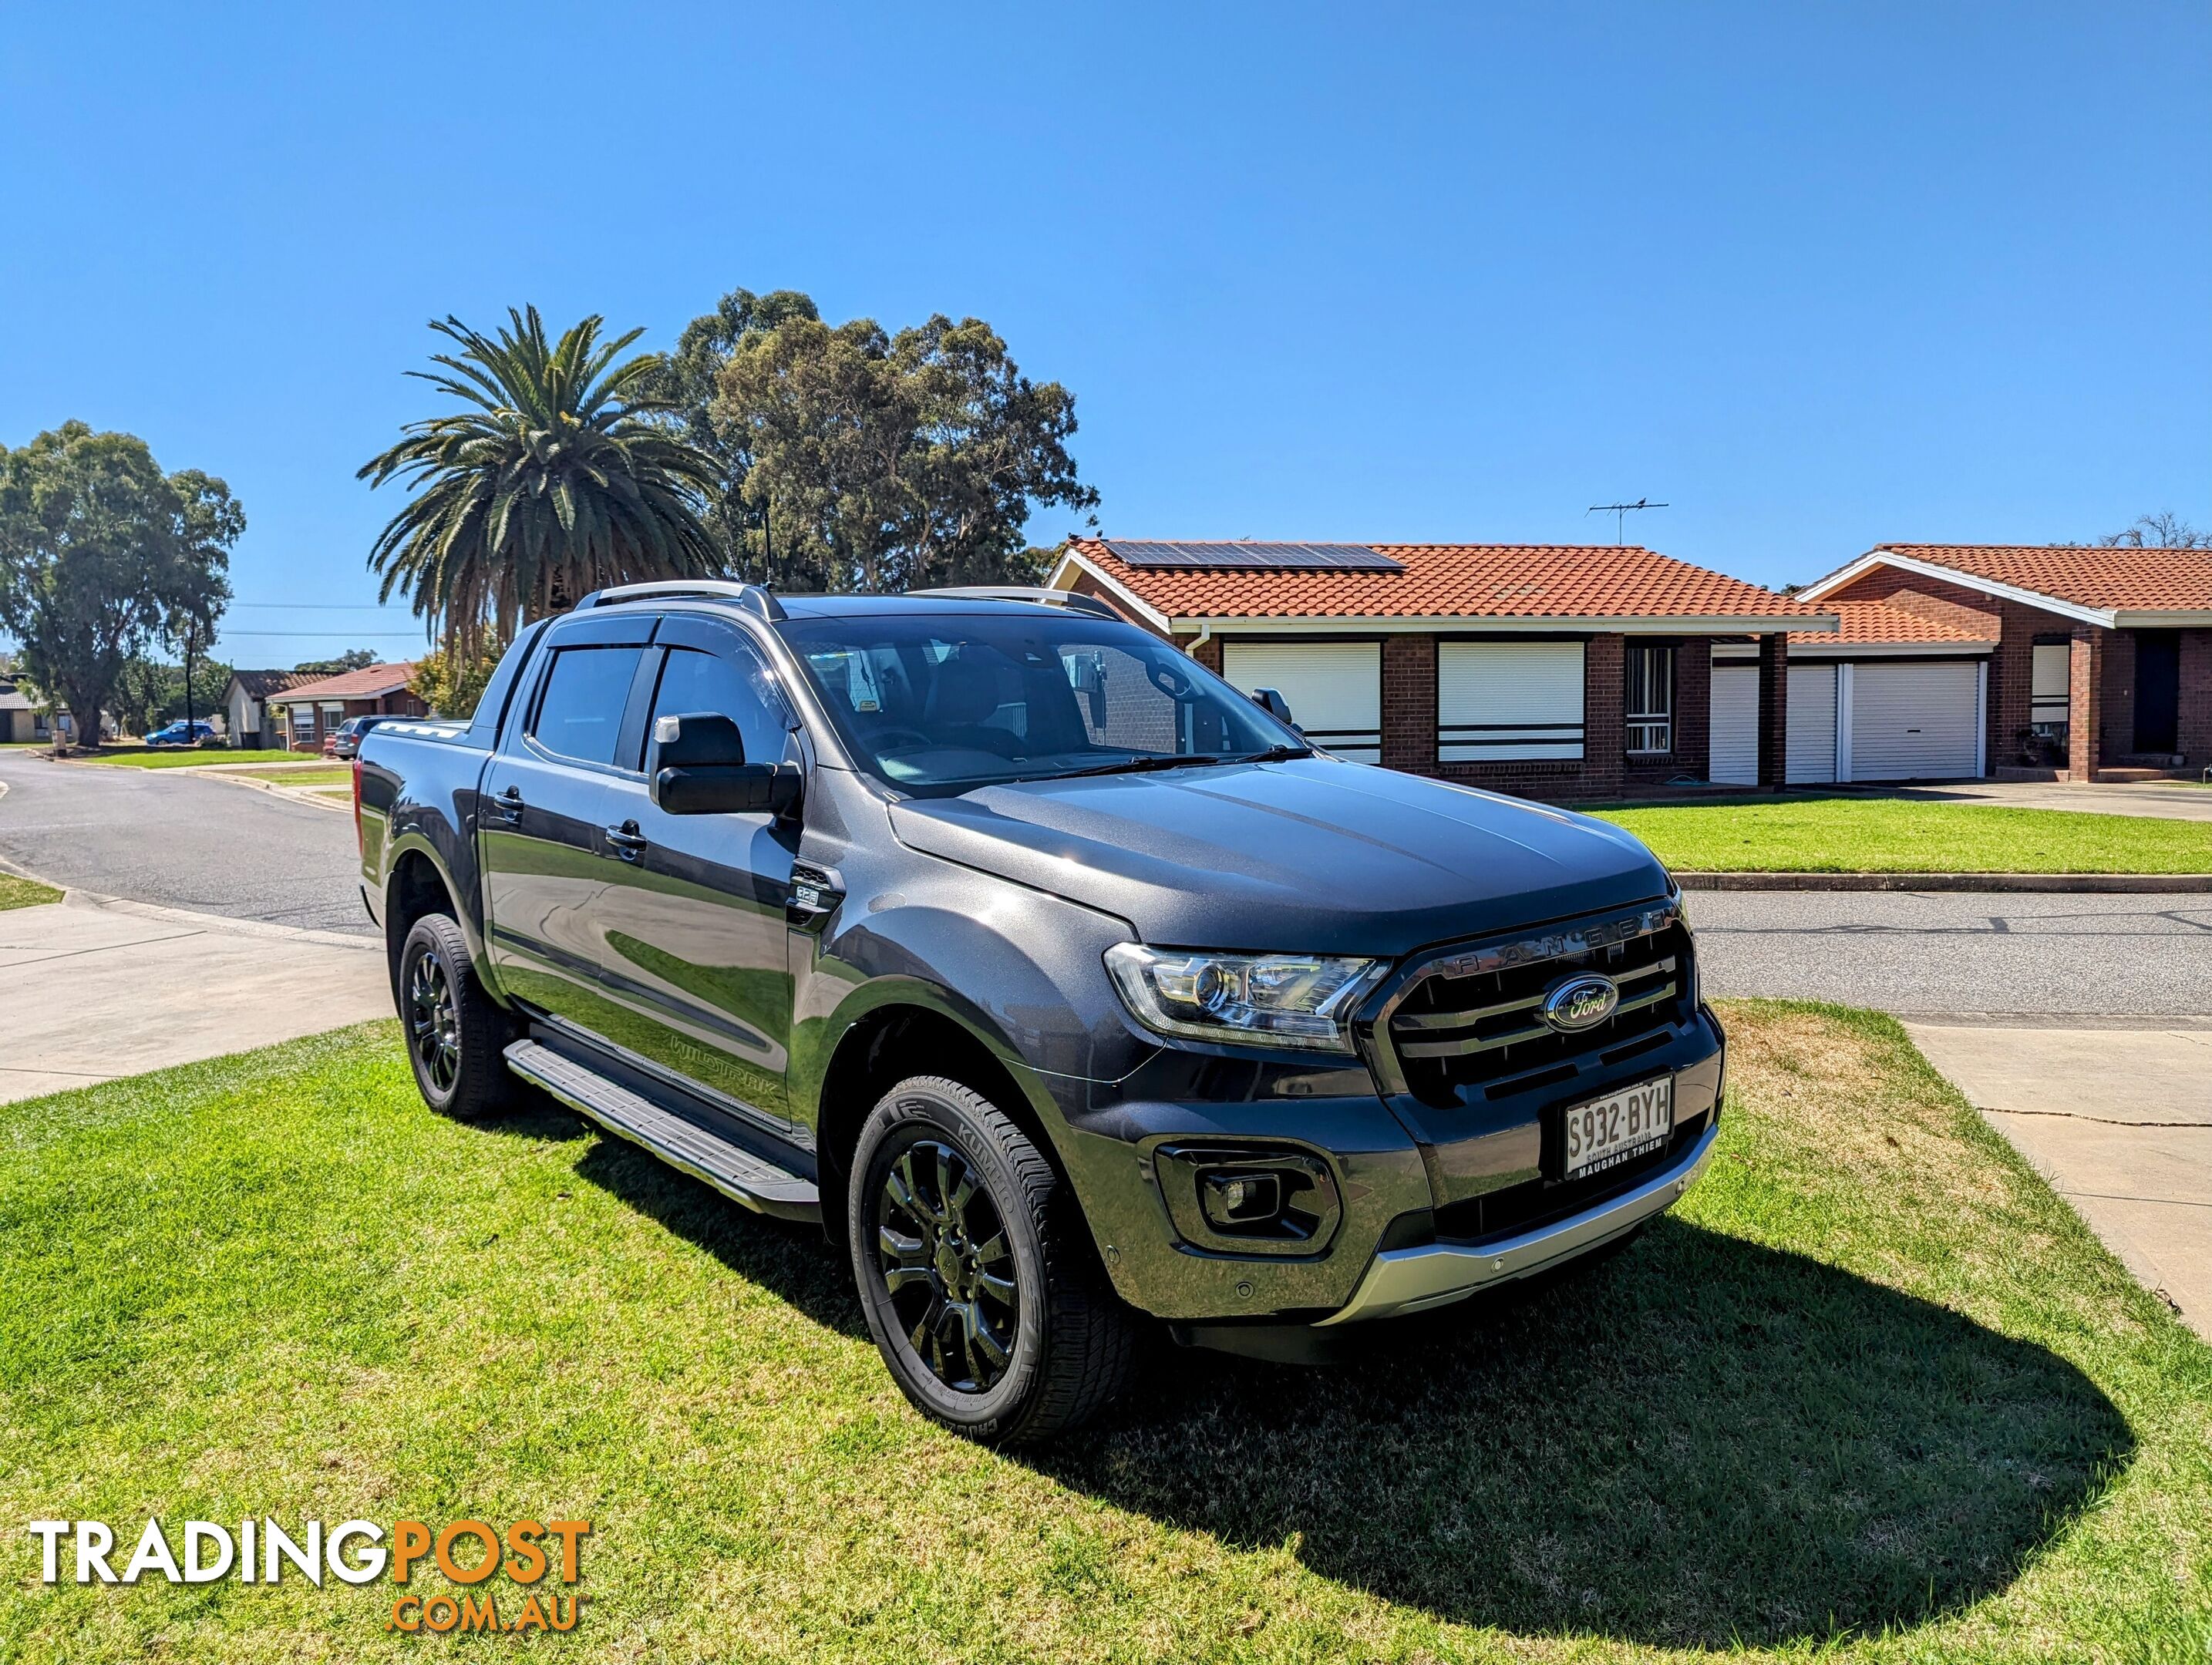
[2069,631,2103,778]
[1756,634,1789,787]
[2181,630,2212,764]
[1380,634,1437,774]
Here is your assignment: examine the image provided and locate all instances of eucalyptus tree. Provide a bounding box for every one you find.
[360,308,722,650]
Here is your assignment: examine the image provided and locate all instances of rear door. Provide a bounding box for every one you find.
[479,613,656,1031]
[590,611,802,1129]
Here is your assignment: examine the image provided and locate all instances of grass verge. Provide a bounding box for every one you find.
[77,748,305,769]
[1592,794,2212,872]
[0,1006,2204,1662]
[0,873,62,910]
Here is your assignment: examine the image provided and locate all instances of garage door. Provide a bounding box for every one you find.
[1786,663,1837,785]
[1709,664,1758,785]
[1221,641,1381,761]
[1848,662,1981,781]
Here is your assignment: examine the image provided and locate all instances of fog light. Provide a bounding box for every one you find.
[1200,1171,1281,1229]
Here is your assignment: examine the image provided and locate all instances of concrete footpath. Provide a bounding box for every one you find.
[0,890,391,1103]
[1903,1018,2212,1341]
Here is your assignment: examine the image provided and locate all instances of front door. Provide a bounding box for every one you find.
[591,614,801,1129]
[2135,631,2180,755]
[479,622,654,1032]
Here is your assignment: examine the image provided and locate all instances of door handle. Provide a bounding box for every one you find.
[603,820,648,861]
[490,786,525,825]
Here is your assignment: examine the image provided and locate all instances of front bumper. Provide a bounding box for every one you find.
[1315,1120,1720,1324]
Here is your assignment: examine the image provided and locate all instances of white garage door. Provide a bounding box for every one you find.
[1786,663,1838,785]
[1848,661,1981,781]
[1709,664,1758,785]
[1221,640,1381,761]
[1438,642,1585,762]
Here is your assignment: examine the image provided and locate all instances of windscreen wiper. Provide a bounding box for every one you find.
[1230,744,1313,764]
[1046,753,1237,780]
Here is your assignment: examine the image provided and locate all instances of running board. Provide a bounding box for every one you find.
[504,1040,820,1222]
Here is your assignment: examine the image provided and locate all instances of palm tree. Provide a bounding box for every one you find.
[361,308,723,649]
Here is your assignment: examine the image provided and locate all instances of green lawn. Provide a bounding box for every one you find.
[0,873,62,910]
[79,747,306,769]
[1594,794,2212,872]
[0,1006,2204,1663]
[214,763,353,786]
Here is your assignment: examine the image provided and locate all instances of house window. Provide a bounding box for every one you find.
[2029,641,2071,735]
[1438,642,1585,761]
[1625,644,1675,756]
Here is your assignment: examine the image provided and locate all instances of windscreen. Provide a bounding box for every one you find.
[776,611,1302,794]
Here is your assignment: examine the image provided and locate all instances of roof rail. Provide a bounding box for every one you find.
[578,580,786,622]
[908,585,1119,619]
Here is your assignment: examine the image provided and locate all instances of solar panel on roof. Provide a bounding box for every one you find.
[1102,540,1406,572]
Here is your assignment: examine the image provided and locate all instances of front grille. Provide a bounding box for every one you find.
[1382,903,1692,1108]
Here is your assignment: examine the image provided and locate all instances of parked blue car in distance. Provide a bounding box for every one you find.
[146,719,218,747]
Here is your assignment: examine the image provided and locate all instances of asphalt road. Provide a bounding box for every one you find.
[1692,889,2212,1018]
[0,750,373,934]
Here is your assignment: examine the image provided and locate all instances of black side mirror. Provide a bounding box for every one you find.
[1251,686,1297,728]
[648,711,801,817]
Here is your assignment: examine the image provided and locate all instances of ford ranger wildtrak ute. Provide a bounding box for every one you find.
[356,582,1722,1445]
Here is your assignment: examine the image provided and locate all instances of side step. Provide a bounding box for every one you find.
[504,1040,820,1222]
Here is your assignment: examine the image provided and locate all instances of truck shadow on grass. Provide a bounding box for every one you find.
[570,1133,2130,1650]
[1031,1216,2132,1650]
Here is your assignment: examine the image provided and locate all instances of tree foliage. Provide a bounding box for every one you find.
[409,631,507,719]
[659,287,1099,593]
[0,421,240,750]
[360,308,724,651]
[2100,512,2210,550]
[112,653,232,736]
[292,648,379,677]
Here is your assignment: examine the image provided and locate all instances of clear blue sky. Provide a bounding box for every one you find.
[4,2,2207,666]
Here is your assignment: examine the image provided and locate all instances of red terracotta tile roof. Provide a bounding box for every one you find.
[271,661,419,701]
[1857,544,2212,614]
[1060,539,1826,624]
[1789,600,1995,648]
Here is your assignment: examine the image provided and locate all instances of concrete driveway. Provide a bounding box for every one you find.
[0,889,390,1104]
[1902,1019,2211,1340]
[1878,778,2212,822]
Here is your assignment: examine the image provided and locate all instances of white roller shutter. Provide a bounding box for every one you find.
[1438,642,1584,762]
[1848,661,1980,781]
[1786,663,1837,784]
[1709,664,1759,785]
[1221,640,1381,760]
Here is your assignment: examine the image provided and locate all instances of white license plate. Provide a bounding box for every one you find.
[1561,1076,1674,1179]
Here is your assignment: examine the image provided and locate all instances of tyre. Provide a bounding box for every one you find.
[397,913,516,1122]
[848,1075,1135,1445]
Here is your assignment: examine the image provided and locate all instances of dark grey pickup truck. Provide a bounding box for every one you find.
[357,582,1722,1443]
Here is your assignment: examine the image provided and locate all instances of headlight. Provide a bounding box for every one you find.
[1104,944,1387,1054]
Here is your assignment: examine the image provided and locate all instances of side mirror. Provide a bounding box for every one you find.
[1251,686,1297,728]
[648,711,802,817]
[654,762,801,816]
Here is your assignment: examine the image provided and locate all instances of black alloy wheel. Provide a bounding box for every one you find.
[406,943,461,1094]
[847,1076,1137,1445]
[396,913,515,1122]
[875,1139,1021,1393]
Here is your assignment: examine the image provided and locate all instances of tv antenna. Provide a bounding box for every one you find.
[1587,498,1669,545]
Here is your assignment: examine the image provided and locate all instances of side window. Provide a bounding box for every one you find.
[645,645,788,769]
[530,646,647,766]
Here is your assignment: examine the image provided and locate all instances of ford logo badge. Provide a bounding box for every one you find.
[1541,973,1619,1033]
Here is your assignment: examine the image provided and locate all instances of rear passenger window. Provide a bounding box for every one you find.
[531,647,645,765]
[645,646,788,769]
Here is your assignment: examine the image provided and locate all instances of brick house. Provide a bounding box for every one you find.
[264,661,426,752]
[1800,545,2212,779]
[1046,539,1835,799]
[220,669,316,749]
